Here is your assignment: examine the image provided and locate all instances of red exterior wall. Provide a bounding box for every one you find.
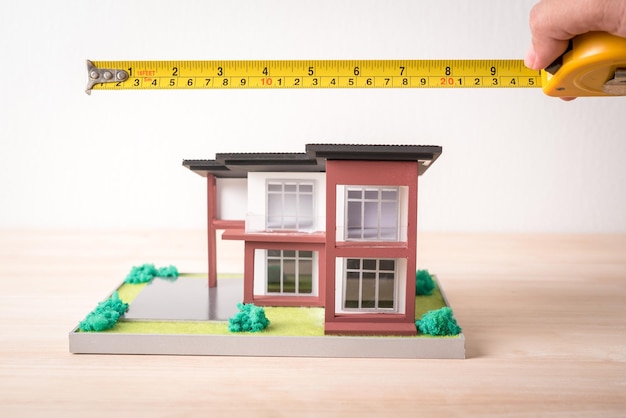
[324,160,419,336]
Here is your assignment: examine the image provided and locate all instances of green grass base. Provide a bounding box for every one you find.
[88,274,455,338]
[415,281,447,318]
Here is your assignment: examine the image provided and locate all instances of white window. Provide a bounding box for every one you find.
[266,181,314,230]
[343,258,397,311]
[345,186,399,240]
[266,250,314,295]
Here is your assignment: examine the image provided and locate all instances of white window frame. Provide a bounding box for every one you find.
[266,180,315,231]
[344,186,400,241]
[265,250,315,295]
[342,258,398,312]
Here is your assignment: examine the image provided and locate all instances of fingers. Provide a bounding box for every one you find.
[525,0,626,70]
[526,0,594,70]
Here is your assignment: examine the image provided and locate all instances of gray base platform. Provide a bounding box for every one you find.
[69,330,465,359]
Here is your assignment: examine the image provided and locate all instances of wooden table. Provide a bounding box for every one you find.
[1,230,624,417]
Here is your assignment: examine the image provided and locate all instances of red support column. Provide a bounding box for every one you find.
[243,243,255,304]
[207,174,218,288]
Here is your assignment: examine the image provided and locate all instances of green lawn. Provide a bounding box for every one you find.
[415,281,448,318]
[95,276,453,338]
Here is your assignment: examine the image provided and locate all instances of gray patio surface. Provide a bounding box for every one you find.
[123,276,244,321]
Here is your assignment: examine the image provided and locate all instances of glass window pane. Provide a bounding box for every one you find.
[299,194,313,219]
[347,201,362,227]
[298,218,314,229]
[347,201,362,239]
[361,272,376,308]
[363,201,378,229]
[266,216,281,229]
[299,193,313,211]
[378,272,395,309]
[379,228,397,240]
[282,217,297,229]
[282,259,296,292]
[284,194,297,216]
[299,259,313,294]
[346,258,360,270]
[363,259,377,271]
[267,194,282,217]
[268,183,282,192]
[267,259,281,293]
[283,250,296,258]
[361,228,378,239]
[299,251,313,258]
[267,249,281,257]
[299,184,313,193]
[347,189,362,199]
[380,202,398,228]
[345,271,360,308]
[284,184,297,192]
[364,190,379,200]
[381,190,397,200]
[379,259,395,271]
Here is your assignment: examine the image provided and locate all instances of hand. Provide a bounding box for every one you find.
[524,0,626,71]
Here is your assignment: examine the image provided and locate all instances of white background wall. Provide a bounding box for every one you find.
[1,0,624,233]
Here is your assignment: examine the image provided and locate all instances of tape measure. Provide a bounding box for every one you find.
[87,59,540,92]
[86,32,626,97]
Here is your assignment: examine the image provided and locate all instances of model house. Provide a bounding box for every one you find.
[183,144,442,336]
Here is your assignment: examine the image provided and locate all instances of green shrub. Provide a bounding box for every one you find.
[416,269,435,296]
[124,263,179,284]
[79,291,129,332]
[228,303,270,333]
[156,265,179,278]
[125,263,158,284]
[416,307,462,336]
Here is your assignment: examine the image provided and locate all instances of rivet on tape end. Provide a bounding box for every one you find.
[85,60,129,95]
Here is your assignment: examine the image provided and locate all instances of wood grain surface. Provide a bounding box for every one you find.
[1,230,624,417]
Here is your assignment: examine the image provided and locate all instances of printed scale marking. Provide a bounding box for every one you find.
[86,59,541,93]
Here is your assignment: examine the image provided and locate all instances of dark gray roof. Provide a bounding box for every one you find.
[183,143,442,178]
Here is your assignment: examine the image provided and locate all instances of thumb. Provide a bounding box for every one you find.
[525,38,571,70]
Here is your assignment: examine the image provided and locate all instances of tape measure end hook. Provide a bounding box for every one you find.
[85,60,129,95]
